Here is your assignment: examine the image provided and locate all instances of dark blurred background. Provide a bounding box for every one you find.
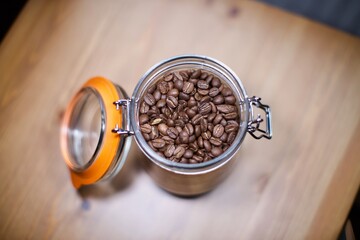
[0,0,358,239]
[1,0,360,42]
[260,0,360,36]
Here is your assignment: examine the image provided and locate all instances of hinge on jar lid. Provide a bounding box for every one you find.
[112,99,134,136]
[247,96,272,140]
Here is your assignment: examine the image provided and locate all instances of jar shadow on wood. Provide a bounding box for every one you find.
[77,138,142,199]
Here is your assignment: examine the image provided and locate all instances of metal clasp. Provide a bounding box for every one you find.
[112,99,134,136]
[247,96,272,140]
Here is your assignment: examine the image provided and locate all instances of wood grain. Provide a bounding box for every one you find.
[1,0,360,239]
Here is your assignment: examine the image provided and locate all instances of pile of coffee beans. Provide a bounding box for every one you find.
[139,69,240,164]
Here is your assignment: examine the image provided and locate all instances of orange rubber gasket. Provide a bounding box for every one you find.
[60,77,121,188]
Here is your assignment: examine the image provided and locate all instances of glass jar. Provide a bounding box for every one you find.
[60,55,272,196]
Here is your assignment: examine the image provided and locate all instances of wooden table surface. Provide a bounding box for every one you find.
[1,0,360,239]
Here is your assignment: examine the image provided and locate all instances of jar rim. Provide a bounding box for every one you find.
[131,54,250,171]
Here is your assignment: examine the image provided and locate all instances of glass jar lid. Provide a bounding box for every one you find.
[60,77,131,188]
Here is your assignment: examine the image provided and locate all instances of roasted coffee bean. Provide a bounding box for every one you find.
[179,92,190,100]
[147,110,157,118]
[156,99,166,108]
[188,97,197,107]
[179,131,189,143]
[223,145,229,152]
[183,82,194,94]
[153,90,161,101]
[184,123,194,135]
[174,80,184,90]
[144,93,156,106]
[199,102,211,115]
[205,74,213,83]
[164,73,174,81]
[194,93,202,101]
[191,114,203,124]
[158,82,168,94]
[227,131,236,144]
[211,77,221,87]
[213,95,224,104]
[152,139,166,148]
[167,119,175,127]
[179,71,189,80]
[166,96,178,108]
[207,113,216,122]
[221,119,227,126]
[197,149,205,157]
[189,142,198,152]
[171,111,178,120]
[168,82,174,91]
[180,158,189,163]
[217,104,236,113]
[188,78,198,85]
[140,102,149,114]
[148,141,157,151]
[188,134,195,143]
[200,118,208,132]
[167,127,179,139]
[168,88,179,97]
[183,149,193,159]
[162,136,174,144]
[221,87,233,96]
[147,84,156,94]
[225,95,236,104]
[208,123,214,132]
[209,88,220,97]
[149,126,159,139]
[224,112,238,120]
[187,159,196,164]
[172,72,182,81]
[209,137,222,146]
[200,96,211,104]
[199,72,208,79]
[197,80,209,89]
[175,126,183,134]
[162,107,171,117]
[193,155,203,162]
[175,119,185,128]
[173,146,186,158]
[211,147,223,157]
[158,123,168,135]
[143,133,150,141]
[204,140,212,152]
[175,138,181,145]
[186,108,196,118]
[191,69,201,78]
[225,123,239,133]
[151,118,162,125]
[197,136,204,148]
[209,102,216,113]
[140,124,152,133]
[164,144,176,157]
[220,132,228,142]
[201,131,211,140]
[213,114,223,124]
[213,124,225,138]
[178,111,189,122]
[139,114,149,124]
[198,89,209,95]
[195,125,201,137]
